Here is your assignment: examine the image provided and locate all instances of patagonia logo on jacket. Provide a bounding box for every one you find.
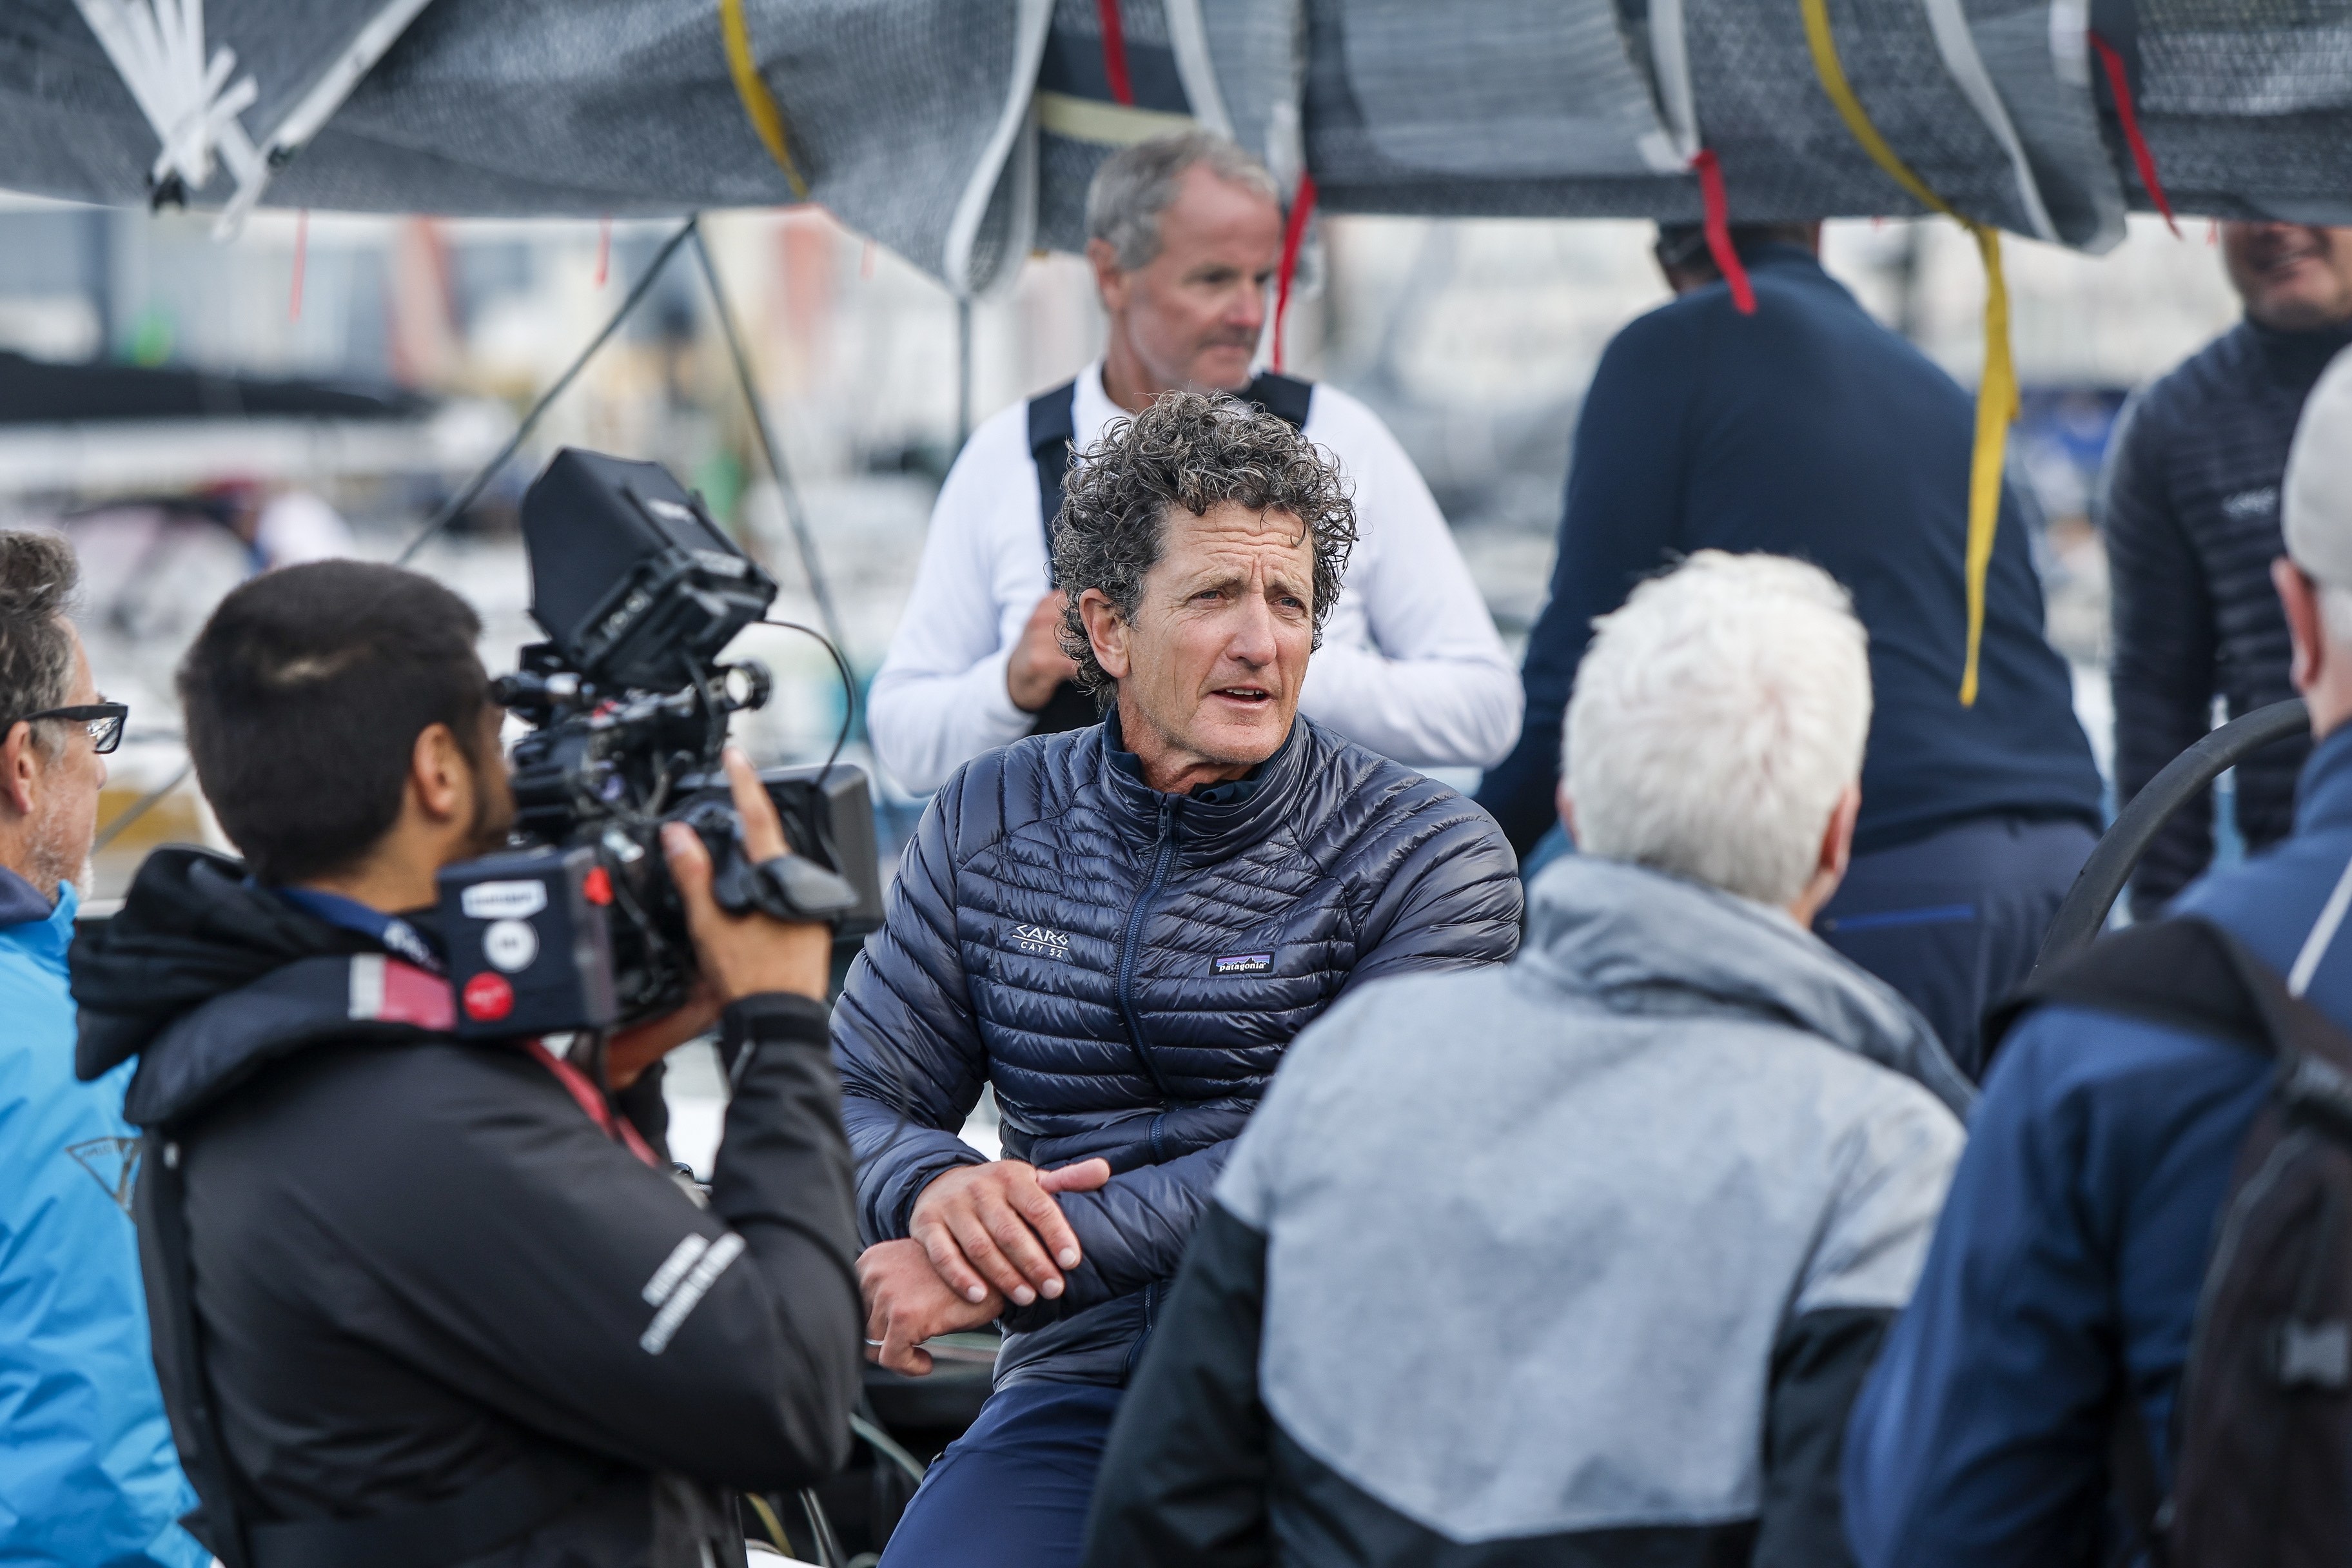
[1213,952,1274,976]
[1010,924,1071,959]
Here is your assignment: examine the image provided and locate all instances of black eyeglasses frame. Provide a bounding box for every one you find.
[15,702,130,755]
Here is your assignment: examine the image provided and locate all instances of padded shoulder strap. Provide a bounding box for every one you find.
[1243,369,1314,430]
[1028,378,1080,556]
[1990,919,2281,1060]
[1994,916,2352,1116]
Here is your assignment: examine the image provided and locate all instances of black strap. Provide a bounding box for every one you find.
[140,1132,258,1568]
[2106,1389,2170,1568]
[139,1130,611,1568]
[1022,372,1314,736]
[1990,917,2326,1067]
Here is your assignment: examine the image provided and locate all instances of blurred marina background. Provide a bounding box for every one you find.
[0,195,2247,1167]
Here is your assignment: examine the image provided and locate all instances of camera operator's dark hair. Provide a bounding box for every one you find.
[0,531,82,758]
[1052,389,1357,698]
[179,562,489,885]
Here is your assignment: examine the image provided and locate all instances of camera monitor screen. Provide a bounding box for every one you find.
[520,447,778,692]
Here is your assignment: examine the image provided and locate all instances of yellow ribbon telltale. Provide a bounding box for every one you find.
[720,0,810,201]
[1800,0,2018,707]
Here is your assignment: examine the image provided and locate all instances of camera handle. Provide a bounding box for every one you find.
[672,796,861,927]
[705,835,862,926]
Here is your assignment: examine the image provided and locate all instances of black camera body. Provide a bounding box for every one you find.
[435,448,882,1036]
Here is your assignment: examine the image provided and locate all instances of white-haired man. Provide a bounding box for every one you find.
[1083,551,1971,1567]
[867,129,1519,792]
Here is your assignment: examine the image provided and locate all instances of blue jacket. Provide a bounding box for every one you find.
[0,875,204,1568]
[1843,721,2352,1564]
[831,713,1522,1386]
[1475,244,2103,861]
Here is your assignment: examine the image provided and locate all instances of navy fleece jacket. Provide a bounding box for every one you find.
[1476,244,2102,859]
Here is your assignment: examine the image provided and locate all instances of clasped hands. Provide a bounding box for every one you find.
[858,1155,1111,1375]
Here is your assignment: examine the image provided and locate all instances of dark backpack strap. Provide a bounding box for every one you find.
[139,1132,257,1568]
[1989,918,2282,1063]
[1242,369,1314,430]
[2106,1386,2171,1568]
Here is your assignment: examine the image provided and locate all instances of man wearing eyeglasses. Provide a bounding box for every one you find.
[0,529,204,1568]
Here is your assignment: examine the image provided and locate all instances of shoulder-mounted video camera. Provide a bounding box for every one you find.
[435,448,882,1037]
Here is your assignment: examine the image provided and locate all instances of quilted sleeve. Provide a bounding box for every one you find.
[1344,787,1524,989]
[828,777,992,1245]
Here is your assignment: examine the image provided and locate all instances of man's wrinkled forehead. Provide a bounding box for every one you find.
[1157,503,1311,578]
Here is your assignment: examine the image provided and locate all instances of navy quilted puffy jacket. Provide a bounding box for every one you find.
[832,712,1522,1385]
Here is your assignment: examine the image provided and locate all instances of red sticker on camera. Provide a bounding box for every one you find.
[582,865,613,906]
[462,972,514,1022]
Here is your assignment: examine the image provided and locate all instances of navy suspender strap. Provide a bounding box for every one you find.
[1026,371,1315,557]
[1027,378,1082,562]
[1246,368,1315,431]
[1022,372,1313,736]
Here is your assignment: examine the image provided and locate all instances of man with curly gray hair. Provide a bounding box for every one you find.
[833,392,1522,1568]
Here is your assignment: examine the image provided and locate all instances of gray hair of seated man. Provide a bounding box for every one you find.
[1086,130,1283,273]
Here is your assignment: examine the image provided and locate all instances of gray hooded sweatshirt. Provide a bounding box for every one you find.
[1084,854,1971,1568]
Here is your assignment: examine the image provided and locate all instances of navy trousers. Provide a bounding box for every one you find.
[1815,813,2098,1081]
[877,1378,1124,1568]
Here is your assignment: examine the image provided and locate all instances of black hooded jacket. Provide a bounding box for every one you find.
[74,847,864,1568]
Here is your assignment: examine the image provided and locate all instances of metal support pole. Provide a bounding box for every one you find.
[396,217,701,565]
[101,217,705,855]
[688,223,852,663]
[956,295,974,451]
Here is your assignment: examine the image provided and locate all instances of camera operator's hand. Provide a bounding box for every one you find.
[858,1239,1002,1377]
[909,1157,1112,1308]
[1006,591,1080,713]
[660,748,830,1004]
[605,977,720,1090]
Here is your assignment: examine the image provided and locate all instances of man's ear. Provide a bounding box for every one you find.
[1555,783,1578,847]
[1077,588,1132,683]
[2277,556,2326,694]
[0,721,36,818]
[408,722,472,825]
[1817,782,1862,886]
[1086,239,1130,317]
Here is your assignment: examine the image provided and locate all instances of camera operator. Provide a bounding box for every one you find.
[71,560,863,1567]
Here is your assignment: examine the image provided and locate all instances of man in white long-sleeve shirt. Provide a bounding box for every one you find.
[868,131,1520,794]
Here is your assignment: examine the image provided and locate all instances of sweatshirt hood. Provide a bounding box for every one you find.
[1521,854,1975,1119]
[73,845,371,1086]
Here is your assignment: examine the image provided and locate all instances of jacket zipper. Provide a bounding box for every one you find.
[1122,1279,1160,1381]
[1115,798,1179,1103]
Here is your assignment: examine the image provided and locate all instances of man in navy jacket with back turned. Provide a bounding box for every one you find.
[834,392,1522,1568]
[1477,222,2102,1078]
